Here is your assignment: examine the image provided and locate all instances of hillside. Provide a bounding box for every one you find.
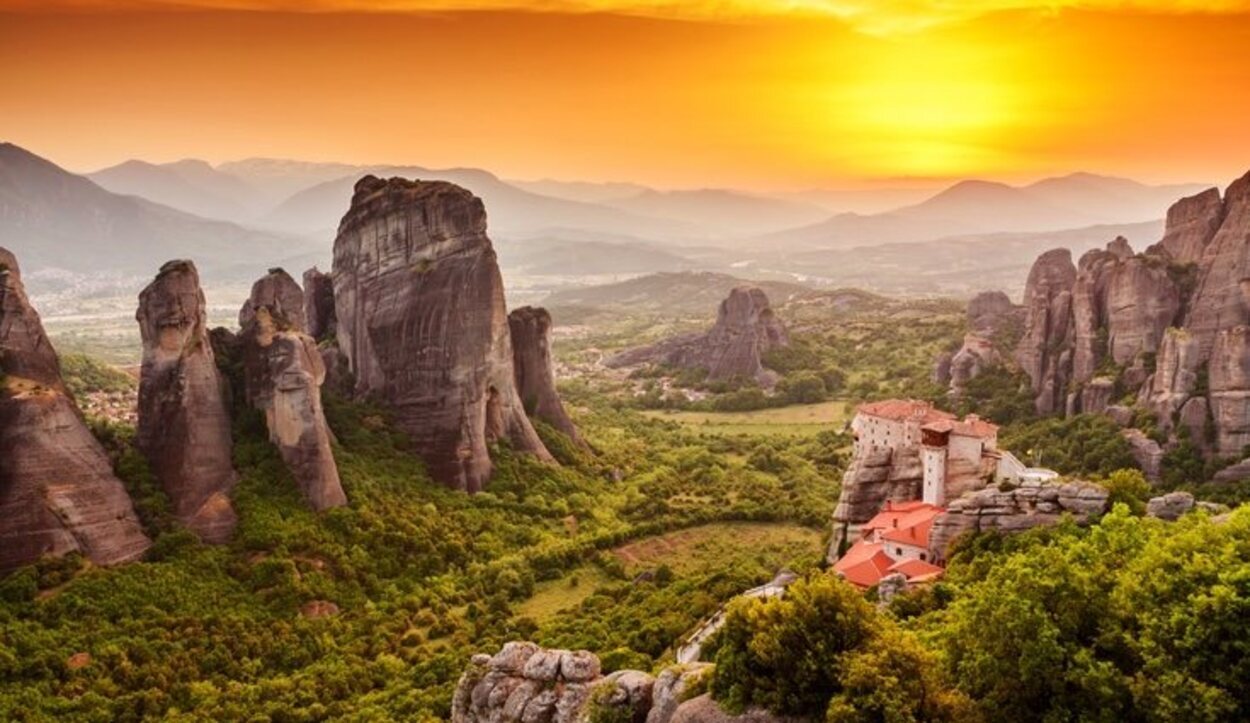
[0,143,313,277]
[542,271,814,314]
[765,173,1207,250]
[87,158,260,221]
[261,166,688,240]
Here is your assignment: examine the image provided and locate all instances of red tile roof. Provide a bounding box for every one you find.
[952,414,998,439]
[857,399,955,425]
[862,501,944,550]
[833,540,894,588]
[887,558,945,579]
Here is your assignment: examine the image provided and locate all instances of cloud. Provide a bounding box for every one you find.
[6,0,1250,34]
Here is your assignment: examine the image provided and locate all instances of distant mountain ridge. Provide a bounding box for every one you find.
[0,143,315,277]
[763,173,1209,250]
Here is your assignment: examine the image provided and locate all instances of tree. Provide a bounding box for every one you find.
[710,573,880,717]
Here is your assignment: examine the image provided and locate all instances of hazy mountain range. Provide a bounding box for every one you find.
[0,140,1213,300]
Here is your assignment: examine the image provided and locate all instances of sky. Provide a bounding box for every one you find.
[2,1,1250,190]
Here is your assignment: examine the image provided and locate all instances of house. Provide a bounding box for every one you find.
[834,500,946,589]
[851,399,1002,505]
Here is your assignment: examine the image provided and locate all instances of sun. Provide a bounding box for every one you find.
[827,30,1035,178]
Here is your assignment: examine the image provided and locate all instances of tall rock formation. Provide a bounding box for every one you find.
[136,260,238,542]
[934,290,1021,396]
[1012,170,1250,468]
[508,306,583,446]
[1,247,150,571]
[607,286,789,386]
[302,266,336,342]
[332,176,552,492]
[239,269,346,511]
[1015,248,1077,415]
[1174,172,1250,356]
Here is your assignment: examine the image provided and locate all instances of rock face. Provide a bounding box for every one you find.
[508,306,582,445]
[1015,248,1077,415]
[302,267,336,342]
[828,446,923,557]
[928,479,1110,563]
[607,286,789,386]
[1010,171,1250,470]
[967,290,1016,332]
[1,247,150,571]
[239,269,346,511]
[136,260,238,542]
[332,176,551,492]
[947,333,997,397]
[936,290,1021,396]
[451,642,764,723]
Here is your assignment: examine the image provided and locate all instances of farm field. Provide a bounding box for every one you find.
[641,400,851,437]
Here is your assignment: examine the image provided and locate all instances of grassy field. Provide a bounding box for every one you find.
[516,522,823,622]
[641,400,851,437]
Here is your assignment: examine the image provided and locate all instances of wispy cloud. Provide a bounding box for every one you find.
[6,0,1250,34]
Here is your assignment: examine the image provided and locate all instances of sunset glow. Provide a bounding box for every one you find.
[3,1,1250,187]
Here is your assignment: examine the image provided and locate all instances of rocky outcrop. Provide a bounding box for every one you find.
[1148,187,1225,264]
[1070,238,1179,386]
[508,306,583,445]
[1076,377,1115,416]
[1122,429,1164,483]
[1175,172,1250,357]
[607,287,789,386]
[451,643,771,723]
[1011,172,1250,473]
[928,479,1110,563]
[1208,325,1250,458]
[1015,248,1077,415]
[302,267,336,342]
[947,333,997,397]
[332,176,551,492]
[1139,328,1201,427]
[136,260,238,542]
[239,269,346,511]
[967,290,1016,333]
[828,446,923,557]
[1,247,150,571]
[1145,491,1226,520]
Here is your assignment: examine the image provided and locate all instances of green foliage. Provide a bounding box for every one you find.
[953,366,1036,426]
[1000,414,1139,477]
[58,352,135,398]
[710,573,881,717]
[1096,468,1152,516]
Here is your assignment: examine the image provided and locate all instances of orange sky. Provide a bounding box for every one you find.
[2,1,1250,189]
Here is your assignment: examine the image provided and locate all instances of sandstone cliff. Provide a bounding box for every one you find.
[136,260,238,543]
[302,266,336,342]
[828,446,923,558]
[239,269,346,511]
[332,176,551,492]
[508,306,583,445]
[935,290,1020,396]
[1013,171,1250,467]
[1,247,151,571]
[1015,248,1077,415]
[928,479,1109,563]
[607,286,789,386]
[451,642,783,723]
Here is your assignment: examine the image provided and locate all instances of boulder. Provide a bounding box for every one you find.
[1122,429,1164,483]
[668,695,798,723]
[1015,248,1077,414]
[1,247,150,571]
[332,176,552,492]
[136,260,238,542]
[302,266,336,342]
[1105,404,1134,427]
[607,286,788,386]
[1146,491,1196,521]
[928,479,1109,563]
[239,269,346,511]
[508,306,583,446]
[646,665,712,723]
